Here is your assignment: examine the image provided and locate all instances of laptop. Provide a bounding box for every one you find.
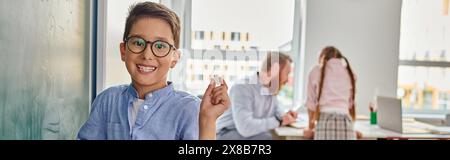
[377,96,430,134]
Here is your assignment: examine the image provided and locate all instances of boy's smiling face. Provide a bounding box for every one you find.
[120,17,180,93]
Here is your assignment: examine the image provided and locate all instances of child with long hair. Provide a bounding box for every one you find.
[303,46,362,140]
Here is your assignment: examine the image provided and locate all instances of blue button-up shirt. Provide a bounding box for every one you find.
[77,82,200,140]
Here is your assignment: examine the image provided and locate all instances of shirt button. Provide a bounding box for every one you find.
[143,105,149,110]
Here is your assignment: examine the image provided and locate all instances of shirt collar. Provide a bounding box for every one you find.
[126,81,174,100]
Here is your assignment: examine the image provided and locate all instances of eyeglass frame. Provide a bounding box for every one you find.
[124,36,177,58]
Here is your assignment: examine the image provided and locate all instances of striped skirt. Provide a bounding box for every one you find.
[314,112,356,140]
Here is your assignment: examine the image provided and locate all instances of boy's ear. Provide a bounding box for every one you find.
[170,50,181,68]
[120,43,126,62]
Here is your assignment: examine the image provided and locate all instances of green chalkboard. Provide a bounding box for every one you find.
[0,0,91,139]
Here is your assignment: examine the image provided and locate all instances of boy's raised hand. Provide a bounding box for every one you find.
[199,79,230,140]
[200,79,230,119]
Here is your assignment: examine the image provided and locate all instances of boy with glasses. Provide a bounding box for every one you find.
[77,2,229,140]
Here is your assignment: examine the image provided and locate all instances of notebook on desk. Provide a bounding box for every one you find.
[289,121,307,129]
[377,96,431,134]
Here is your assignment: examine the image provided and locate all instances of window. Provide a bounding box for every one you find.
[398,0,450,113]
[190,0,295,51]
[175,0,297,110]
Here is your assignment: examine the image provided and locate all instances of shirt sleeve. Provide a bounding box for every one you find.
[306,66,319,112]
[231,85,280,138]
[178,100,200,140]
[274,100,285,120]
[77,95,107,140]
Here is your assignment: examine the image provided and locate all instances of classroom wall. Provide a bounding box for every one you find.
[0,0,91,139]
[301,0,402,115]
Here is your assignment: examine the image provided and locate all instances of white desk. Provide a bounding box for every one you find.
[274,118,450,140]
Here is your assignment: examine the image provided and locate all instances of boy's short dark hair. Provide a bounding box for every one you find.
[123,2,181,48]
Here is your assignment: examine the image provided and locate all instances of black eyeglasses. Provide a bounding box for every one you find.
[124,36,177,58]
